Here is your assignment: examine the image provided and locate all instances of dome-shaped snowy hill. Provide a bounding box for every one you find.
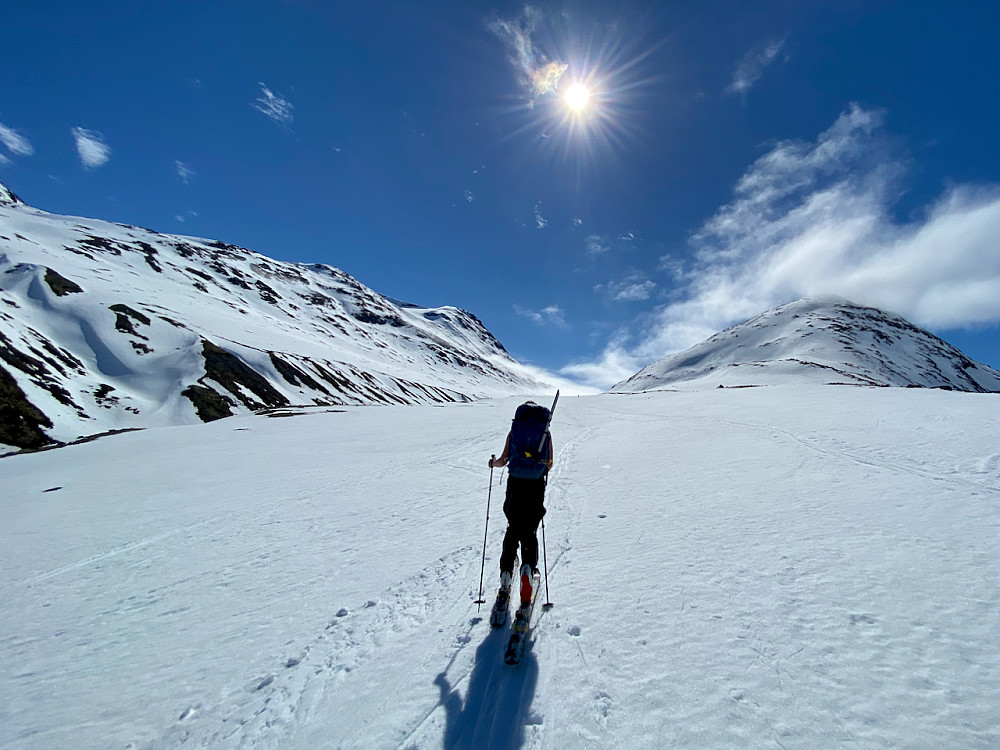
[612,297,1000,393]
[0,182,547,450]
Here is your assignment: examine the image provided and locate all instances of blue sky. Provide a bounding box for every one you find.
[3,1,1000,387]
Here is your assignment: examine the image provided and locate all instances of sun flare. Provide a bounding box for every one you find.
[564,82,591,112]
[496,18,654,167]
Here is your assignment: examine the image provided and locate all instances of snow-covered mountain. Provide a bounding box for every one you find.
[0,181,546,449]
[613,297,1000,393]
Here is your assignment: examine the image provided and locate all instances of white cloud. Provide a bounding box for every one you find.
[725,38,786,98]
[585,234,609,256]
[584,231,641,258]
[505,359,600,395]
[657,254,686,280]
[539,305,566,326]
[559,339,641,391]
[611,279,656,302]
[577,103,1000,388]
[514,303,567,328]
[176,160,195,183]
[71,127,111,169]
[534,201,548,229]
[0,152,9,166]
[598,271,656,303]
[0,122,34,158]
[252,83,294,126]
[489,7,568,103]
[464,189,474,203]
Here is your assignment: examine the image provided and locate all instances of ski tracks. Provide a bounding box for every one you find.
[392,422,592,750]
[146,407,597,750]
[698,413,1000,511]
[521,414,616,750]
[13,517,218,590]
[146,545,484,749]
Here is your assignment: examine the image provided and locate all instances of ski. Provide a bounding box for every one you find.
[489,587,510,628]
[504,572,541,665]
[537,390,559,457]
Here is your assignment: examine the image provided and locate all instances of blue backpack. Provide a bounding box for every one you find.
[507,402,552,479]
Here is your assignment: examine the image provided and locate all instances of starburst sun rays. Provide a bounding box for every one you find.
[490,11,661,170]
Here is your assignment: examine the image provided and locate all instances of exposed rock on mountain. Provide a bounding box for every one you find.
[0,182,544,449]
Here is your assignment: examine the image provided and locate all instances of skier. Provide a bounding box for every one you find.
[488,400,554,608]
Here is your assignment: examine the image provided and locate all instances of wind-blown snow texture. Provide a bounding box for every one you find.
[0,181,547,449]
[613,297,1000,393]
[2,388,999,749]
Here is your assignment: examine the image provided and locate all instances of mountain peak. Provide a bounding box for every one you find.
[612,297,1000,393]
[0,181,25,206]
[0,186,547,449]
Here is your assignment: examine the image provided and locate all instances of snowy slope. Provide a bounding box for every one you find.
[613,297,1000,393]
[0,181,550,449]
[2,388,999,749]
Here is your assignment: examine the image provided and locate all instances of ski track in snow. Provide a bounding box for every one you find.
[16,518,219,588]
[149,545,482,749]
[2,390,1000,749]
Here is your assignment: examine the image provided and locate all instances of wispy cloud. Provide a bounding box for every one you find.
[725,38,786,98]
[612,280,656,302]
[71,127,111,169]
[575,103,1000,388]
[584,231,640,258]
[0,121,34,159]
[489,6,568,104]
[560,332,641,390]
[252,83,294,127]
[585,234,610,256]
[597,271,657,302]
[515,303,568,328]
[464,189,475,203]
[176,160,195,183]
[533,201,548,229]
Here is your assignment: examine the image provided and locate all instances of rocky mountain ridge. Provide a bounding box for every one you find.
[0,182,545,450]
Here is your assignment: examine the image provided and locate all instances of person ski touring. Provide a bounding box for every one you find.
[489,400,554,609]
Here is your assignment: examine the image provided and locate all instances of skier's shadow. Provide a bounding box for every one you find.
[434,623,540,750]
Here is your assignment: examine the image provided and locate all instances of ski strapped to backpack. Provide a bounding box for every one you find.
[506,391,559,480]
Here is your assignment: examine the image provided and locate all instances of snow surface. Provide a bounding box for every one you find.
[3,387,999,749]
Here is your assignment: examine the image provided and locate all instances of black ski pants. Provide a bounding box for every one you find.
[500,476,546,575]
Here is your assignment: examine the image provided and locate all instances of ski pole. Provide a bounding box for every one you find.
[474,456,496,609]
[541,515,552,608]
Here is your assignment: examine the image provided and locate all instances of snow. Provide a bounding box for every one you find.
[613,297,1000,393]
[0,189,577,449]
[3,386,999,748]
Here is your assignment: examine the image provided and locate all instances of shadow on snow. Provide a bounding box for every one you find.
[433,622,540,750]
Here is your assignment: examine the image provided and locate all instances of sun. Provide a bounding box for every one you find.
[564,82,591,113]
[495,16,658,170]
